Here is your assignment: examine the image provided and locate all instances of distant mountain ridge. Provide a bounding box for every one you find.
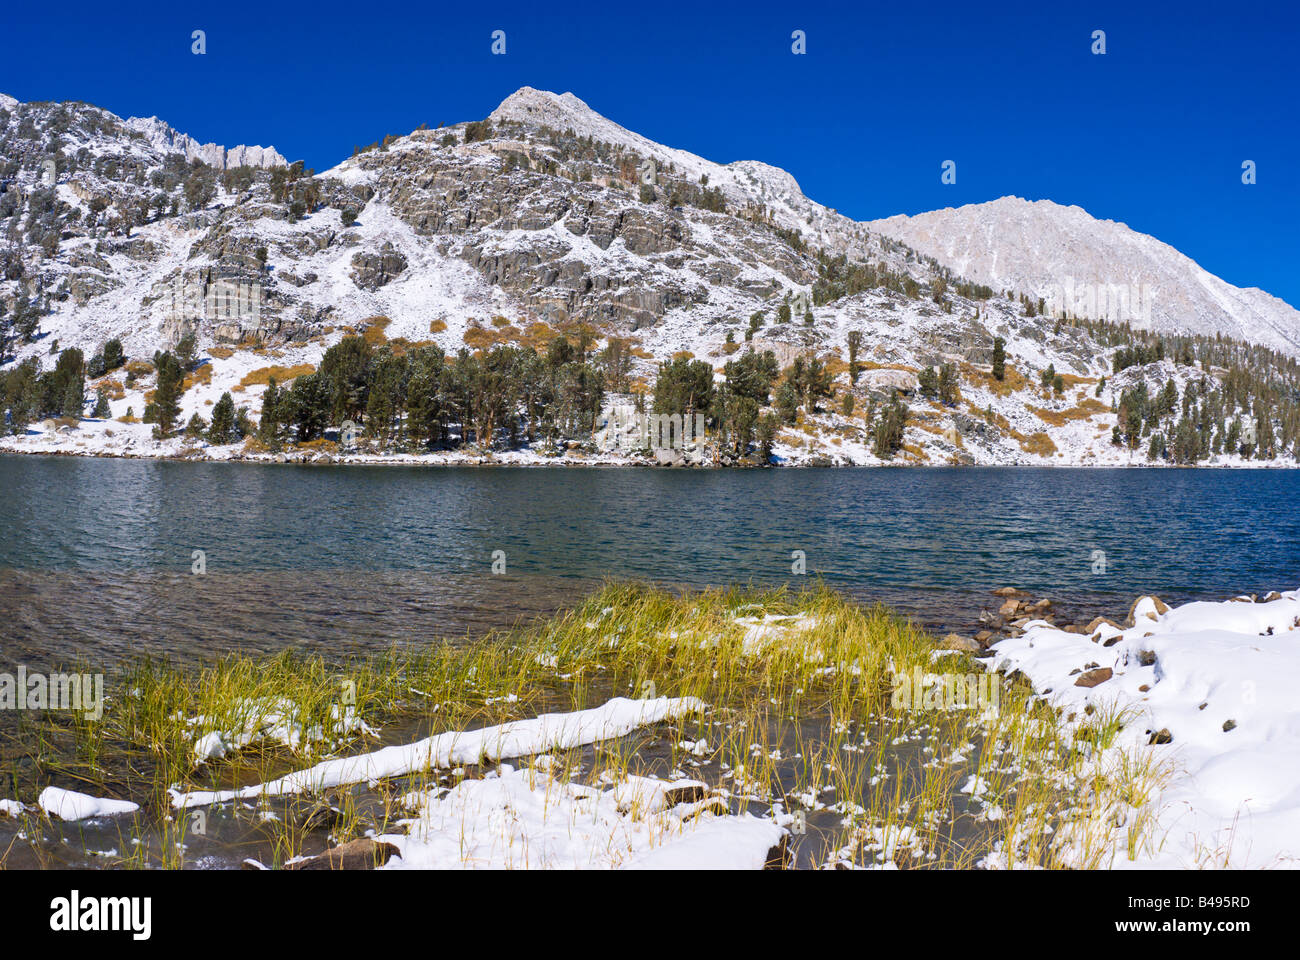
[123,115,286,171]
[870,196,1300,356]
[0,92,285,171]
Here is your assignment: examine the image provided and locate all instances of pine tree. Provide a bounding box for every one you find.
[775,378,800,423]
[286,373,331,442]
[175,332,198,371]
[847,330,863,384]
[872,394,908,459]
[152,351,184,436]
[991,337,1006,381]
[938,363,959,406]
[757,412,777,462]
[918,367,938,399]
[258,378,282,445]
[61,376,84,418]
[208,392,236,443]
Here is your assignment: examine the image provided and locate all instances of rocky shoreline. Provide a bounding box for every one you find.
[3,440,1296,469]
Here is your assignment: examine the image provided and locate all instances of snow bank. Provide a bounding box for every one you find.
[989,589,1300,867]
[381,761,782,870]
[171,696,704,808]
[38,787,139,821]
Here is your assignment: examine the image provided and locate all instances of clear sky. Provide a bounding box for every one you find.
[4,0,1297,304]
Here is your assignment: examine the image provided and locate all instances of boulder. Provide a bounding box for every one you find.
[1086,616,1124,633]
[287,838,400,871]
[763,833,792,870]
[939,634,981,653]
[859,368,919,396]
[662,784,709,806]
[1073,667,1113,688]
[1125,595,1170,627]
[350,243,408,291]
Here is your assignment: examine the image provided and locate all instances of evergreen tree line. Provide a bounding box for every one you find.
[257,335,607,451]
[1113,374,1298,463]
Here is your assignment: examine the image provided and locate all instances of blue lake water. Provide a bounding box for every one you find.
[2,454,1298,669]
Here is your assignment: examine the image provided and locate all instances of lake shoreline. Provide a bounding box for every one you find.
[2,582,1296,870]
[2,442,1297,469]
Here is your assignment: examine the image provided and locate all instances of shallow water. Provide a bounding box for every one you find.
[3,455,1299,670]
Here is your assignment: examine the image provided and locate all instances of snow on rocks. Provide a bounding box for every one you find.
[380,760,783,870]
[170,695,705,809]
[38,787,139,821]
[988,588,1300,867]
[0,799,24,817]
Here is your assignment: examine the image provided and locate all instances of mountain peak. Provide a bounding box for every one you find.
[491,87,597,126]
[490,87,808,216]
[124,114,286,171]
[489,86,655,158]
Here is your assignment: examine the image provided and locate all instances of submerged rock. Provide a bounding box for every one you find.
[287,837,400,871]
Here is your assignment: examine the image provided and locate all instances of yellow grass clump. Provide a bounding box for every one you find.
[362,316,392,345]
[462,325,499,350]
[518,321,559,350]
[1029,398,1109,427]
[961,361,1028,397]
[93,378,126,401]
[1020,431,1058,457]
[236,363,317,391]
[182,364,213,391]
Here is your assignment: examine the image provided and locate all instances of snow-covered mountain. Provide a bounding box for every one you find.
[1,87,1296,467]
[871,196,1300,356]
[489,88,848,249]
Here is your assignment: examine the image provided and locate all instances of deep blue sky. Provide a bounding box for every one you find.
[4,0,1297,305]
